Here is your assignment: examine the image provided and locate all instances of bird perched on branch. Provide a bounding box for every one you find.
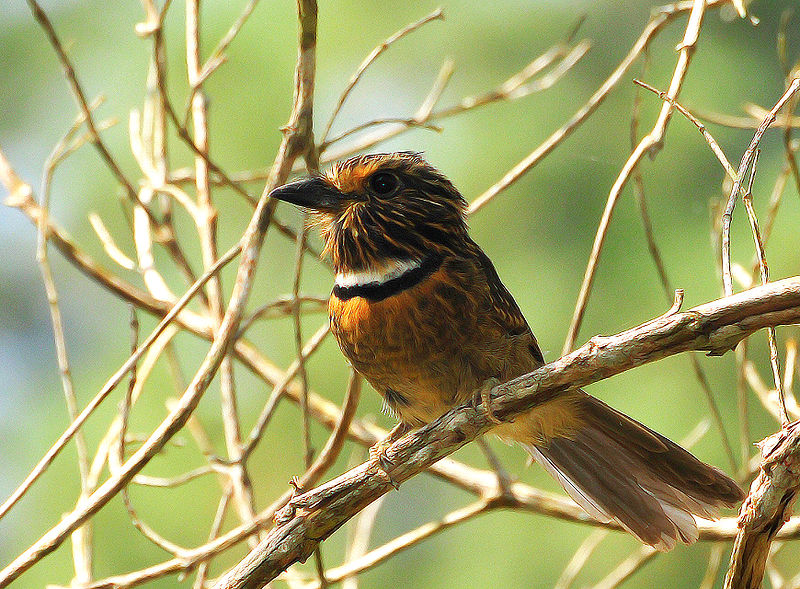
[269,151,744,550]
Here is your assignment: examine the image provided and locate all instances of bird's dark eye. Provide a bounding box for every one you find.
[368,172,399,196]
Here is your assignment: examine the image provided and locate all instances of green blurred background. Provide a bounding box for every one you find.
[2,0,800,587]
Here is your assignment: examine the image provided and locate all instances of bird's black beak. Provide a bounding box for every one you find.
[268,177,343,211]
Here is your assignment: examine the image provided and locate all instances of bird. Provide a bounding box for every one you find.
[268,151,744,550]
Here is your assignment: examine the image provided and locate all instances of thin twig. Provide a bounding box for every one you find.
[290,215,326,584]
[0,244,240,522]
[785,339,798,410]
[88,213,136,270]
[290,371,363,501]
[721,78,800,298]
[293,231,314,468]
[630,79,738,471]
[239,295,328,331]
[736,341,753,475]
[193,488,233,589]
[341,494,384,589]
[634,79,738,179]
[37,101,97,585]
[25,0,159,224]
[122,489,187,556]
[741,150,789,425]
[699,543,726,589]
[554,530,608,589]
[562,0,709,354]
[319,8,444,144]
[241,322,330,460]
[744,360,800,425]
[476,438,515,498]
[695,108,800,129]
[88,325,180,497]
[313,500,491,588]
[118,305,138,468]
[588,545,658,589]
[133,466,217,489]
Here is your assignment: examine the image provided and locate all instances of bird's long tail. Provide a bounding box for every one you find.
[507,392,744,550]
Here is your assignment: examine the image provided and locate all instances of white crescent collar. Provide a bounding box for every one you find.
[335,258,424,289]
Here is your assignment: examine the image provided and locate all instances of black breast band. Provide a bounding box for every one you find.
[333,255,442,302]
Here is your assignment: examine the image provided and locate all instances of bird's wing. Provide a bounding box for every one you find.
[466,238,545,366]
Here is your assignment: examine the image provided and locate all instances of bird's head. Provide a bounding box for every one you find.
[269,152,468,272]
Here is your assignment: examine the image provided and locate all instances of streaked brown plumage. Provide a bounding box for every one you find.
[269,152,744,550]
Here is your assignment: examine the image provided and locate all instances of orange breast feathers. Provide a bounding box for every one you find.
[328,267,487,421]
[328,266,478,364]
[328,272,447,367]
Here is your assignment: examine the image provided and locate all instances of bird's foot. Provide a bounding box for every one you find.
[369,422,411,490]
[474,377,503,424]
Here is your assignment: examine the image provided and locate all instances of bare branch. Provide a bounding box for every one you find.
[315,500,489,587]
[588,545,658,589]
[721,78,800,298]
[322,28,587,165]
[724,422,800,589]
[319,8,444,144]
[563,0,709,354]
[0,244,238,523]
[25,0,154,222]
[554,530,608,589]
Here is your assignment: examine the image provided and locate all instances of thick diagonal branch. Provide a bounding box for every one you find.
[214,276,800,589]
